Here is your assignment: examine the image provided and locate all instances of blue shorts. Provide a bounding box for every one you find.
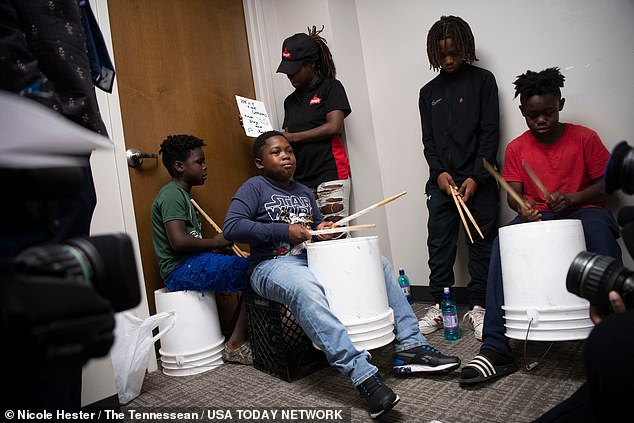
[164,252,249,292]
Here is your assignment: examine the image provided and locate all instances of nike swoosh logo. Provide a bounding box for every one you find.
[431,98,443,106]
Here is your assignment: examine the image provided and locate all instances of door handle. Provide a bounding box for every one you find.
[126,148,158,168]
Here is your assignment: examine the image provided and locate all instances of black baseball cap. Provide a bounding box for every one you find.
[276,33,318,75]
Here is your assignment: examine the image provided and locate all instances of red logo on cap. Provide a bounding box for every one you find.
[310,95,321,105]
[282,47,291,59]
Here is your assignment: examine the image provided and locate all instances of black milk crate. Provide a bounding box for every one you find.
[245,293,328,382]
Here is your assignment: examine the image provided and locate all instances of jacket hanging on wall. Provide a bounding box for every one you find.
[79,0,115,93]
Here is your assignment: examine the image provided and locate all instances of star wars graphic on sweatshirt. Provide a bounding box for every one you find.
[264,193,315,257]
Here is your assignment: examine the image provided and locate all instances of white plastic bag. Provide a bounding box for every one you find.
[110,310,175,404]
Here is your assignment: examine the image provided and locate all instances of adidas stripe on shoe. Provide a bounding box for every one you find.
[459,353,517,385]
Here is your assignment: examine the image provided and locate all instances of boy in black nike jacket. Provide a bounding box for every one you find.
[418,15,500,341]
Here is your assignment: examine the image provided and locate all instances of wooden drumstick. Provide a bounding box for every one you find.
[451,186,484,239]
[483,159,530,210]
[190,199,247,258]
[309,223,376,236]
[522,161,552,200]
[450,188,473,243]
[333,191,407,227]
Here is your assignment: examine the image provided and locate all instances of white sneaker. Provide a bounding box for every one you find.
[418,304,442,335]
[463,305,485,341]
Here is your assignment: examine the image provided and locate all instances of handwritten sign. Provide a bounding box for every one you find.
[235,95,273,137]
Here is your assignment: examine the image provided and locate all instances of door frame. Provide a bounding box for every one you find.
[88,0,286,375]
[88,0,274,374]
[91,0,154,366]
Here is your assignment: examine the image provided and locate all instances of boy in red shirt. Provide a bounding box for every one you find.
[459,67,622,385]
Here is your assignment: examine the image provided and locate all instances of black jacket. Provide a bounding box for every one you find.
[419,63,499,184]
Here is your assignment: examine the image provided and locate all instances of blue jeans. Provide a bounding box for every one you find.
[250,253,428,386]
[481,208,622,357]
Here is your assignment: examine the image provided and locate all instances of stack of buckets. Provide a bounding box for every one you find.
[306,236,395,350]
[499,220,594,341]
[154,288,225,376]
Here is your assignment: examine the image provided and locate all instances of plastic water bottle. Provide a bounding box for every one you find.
[441,287,460,340]
[397,267,413,305]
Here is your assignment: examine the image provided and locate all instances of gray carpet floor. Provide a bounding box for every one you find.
[124,303,586,423]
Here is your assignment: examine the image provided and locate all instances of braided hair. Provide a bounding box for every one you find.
[513,67,565,103]
[426,16,477,71]
[159,134,206,176]
[307,25,336,79]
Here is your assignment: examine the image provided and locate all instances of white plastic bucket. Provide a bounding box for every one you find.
[345,309,394,335]
[161,357,223,377]
[160,350,223,370]
[159,338,225,365]
[499,220,593,341]
[306,236,395,350]
[154,288,225,358]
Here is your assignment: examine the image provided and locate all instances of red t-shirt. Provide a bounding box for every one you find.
[502,123,609,212]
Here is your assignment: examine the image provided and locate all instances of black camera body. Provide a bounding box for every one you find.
[0,167,141,371]
[566,141,634,309]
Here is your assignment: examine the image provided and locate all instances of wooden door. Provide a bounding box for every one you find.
[107,0,256,315]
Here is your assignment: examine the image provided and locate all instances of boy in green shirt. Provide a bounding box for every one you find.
[151,134,251,364]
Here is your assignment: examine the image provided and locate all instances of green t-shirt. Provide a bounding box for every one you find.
[151,182,203,279]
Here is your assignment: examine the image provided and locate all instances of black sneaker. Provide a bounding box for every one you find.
[356,373,400,419]
[393,345,461,374]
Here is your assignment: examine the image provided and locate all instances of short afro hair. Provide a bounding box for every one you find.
[159,134,206,176]
[513,67,565,103]
[253,130,285,159]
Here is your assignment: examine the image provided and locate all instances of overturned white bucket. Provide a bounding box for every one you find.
[154,288,225,376]
[159,338,224,364]
[159,341,224,377]
[500,220,593,341]
[161,357,224,377]
[306,236,395,350]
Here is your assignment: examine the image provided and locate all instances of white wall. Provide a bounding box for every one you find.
[247,0,634,287]
[245,0,394,259]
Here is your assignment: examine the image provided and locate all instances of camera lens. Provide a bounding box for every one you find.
[567,251,633,307]
[66,234,140,311]
[15,234,140,312]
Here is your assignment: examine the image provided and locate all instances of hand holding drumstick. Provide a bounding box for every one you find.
[522,161,605,213]
[482,159,541,222]
[515,197,541,222]
[450,186,484,241]
[522,160,563,216]
[437,172,478,202]
[190,199,248,257]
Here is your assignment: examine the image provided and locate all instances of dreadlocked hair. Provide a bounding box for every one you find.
[159,134,206,176]
[513,67,565,103]
[426,15,477,71]
[307,25,336,79]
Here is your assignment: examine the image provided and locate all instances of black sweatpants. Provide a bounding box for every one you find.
[425,179,499,308]
[534,310,634,422]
